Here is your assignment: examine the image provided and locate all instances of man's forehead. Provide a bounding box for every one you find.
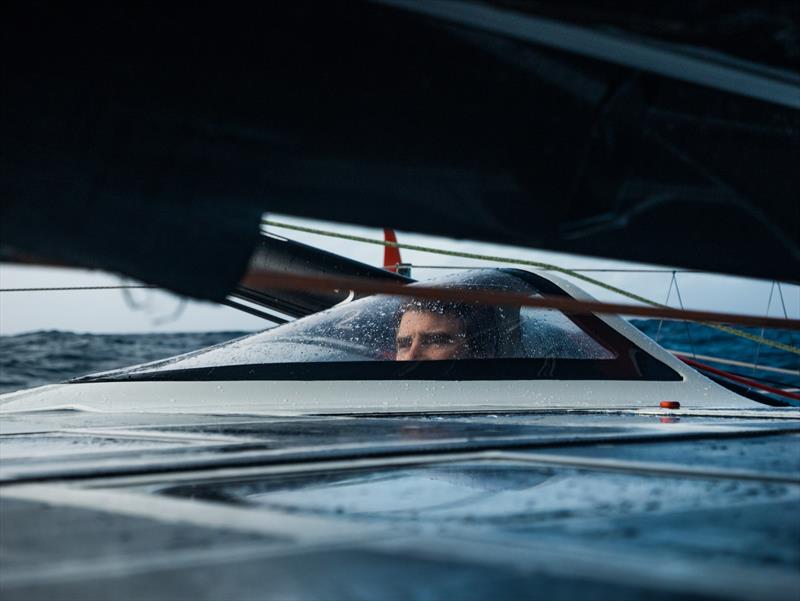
[398,309,464,330]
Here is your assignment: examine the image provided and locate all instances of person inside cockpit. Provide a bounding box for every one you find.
[394,299,499,361]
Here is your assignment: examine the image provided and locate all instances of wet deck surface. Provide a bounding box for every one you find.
[2,411,799,600]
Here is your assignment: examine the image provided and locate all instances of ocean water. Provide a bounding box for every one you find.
[0,321,796,394]
[631,320,798,388]
[0,331,246,394]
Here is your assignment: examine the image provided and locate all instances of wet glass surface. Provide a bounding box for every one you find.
[158,461,797,523]
[102,271,614,375]
[532,433,800,475]
[157,459,800,570]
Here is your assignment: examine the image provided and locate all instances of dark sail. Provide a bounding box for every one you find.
[2,1,798,301]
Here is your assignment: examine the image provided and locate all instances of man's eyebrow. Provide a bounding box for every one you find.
[421,331,455,339]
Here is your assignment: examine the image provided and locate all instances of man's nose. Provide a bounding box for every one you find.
[407,339,424,359]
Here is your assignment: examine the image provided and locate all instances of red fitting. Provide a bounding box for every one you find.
[660,401,681,409]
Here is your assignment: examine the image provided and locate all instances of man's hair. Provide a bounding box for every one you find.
[395,298,498,358]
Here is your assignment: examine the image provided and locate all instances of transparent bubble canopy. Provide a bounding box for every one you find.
[113,270,615,377]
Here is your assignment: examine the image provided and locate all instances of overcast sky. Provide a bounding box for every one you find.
[1,213,797,336]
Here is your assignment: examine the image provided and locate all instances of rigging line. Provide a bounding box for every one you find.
[262,218,670,301]
[221,298,288,324]
[705,322,800,356]
[665,350,800,377]
[672,272,698,359]
[121,281,150,311]
[0,285,157,292]
[388,264,703,273]
[240,270,800,330]
[555,269,700,273]
[676,356,800,402]
[262,219,800,355]
[776,283,798,347]
[753,281,776,374]
[776,282,800,374]
[655,271,674,345]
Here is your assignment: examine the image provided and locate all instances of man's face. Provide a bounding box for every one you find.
[395,310,467,361]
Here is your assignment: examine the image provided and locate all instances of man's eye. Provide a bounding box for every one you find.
[396,337,411,349]
[427,334,454,345]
